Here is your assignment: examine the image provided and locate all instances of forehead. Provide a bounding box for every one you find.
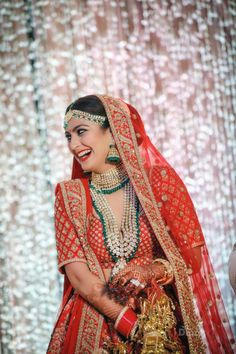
[65,117,96,132]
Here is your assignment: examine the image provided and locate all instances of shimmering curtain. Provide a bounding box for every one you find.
[1,0,235,352]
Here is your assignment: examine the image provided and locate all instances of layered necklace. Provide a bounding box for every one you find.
[89,164,140,279]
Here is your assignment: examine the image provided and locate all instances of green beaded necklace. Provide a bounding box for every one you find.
[89,166,140,278]
[89,177,129,194]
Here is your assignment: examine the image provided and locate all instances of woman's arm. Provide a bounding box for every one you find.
[65,262,123,321]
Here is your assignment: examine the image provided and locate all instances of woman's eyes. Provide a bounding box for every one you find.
[76,128,86,136]
[65,133,71,141]
[65,129,87,142]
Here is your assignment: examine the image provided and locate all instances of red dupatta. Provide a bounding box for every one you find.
[69,94,235,353]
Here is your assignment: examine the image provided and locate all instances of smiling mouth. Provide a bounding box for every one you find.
[77,149,92,162]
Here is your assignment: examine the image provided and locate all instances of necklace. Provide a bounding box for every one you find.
[90,163,129,194]
[90,180,140,279]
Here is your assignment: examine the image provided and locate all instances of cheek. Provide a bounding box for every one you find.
[99,135,111,154]
[92,131,111,151]
[79,129,111,155]
[102,129,112,146]
[68,142,74,153]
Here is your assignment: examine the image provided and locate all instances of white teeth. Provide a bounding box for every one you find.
[78,149,91,158]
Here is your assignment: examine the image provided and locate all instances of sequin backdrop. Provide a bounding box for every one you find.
[0,0,235,353]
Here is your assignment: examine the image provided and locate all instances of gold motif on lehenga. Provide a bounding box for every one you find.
[75,304,104,353]
[47,295,76,353]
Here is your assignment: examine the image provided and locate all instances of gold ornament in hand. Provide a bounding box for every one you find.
[133,285,183,354]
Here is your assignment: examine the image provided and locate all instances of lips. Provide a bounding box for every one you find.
[76,149,92,162]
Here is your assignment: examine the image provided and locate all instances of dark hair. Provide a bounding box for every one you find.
[65,95,109,129]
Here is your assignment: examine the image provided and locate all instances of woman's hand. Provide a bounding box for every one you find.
[105,261,171,305]
[106,264,155,306]
[111,264,152,295]
[112,262,169,289]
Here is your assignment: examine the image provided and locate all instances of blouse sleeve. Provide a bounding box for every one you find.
[149,165,205,249]
[54,183,87,273]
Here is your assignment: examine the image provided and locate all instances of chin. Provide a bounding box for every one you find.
[81,164,97,173]
[80,159,108,174]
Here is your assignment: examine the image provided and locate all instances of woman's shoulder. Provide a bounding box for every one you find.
[55,178,89,195]
[54,178,89,222]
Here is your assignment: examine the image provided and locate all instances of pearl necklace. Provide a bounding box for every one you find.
[90,180,140,279]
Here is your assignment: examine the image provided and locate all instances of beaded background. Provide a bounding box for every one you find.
[0,0,235,353]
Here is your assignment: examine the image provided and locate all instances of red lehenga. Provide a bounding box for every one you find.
[47,95,235,354]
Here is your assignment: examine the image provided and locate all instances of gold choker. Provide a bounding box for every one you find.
[90,164,129,194]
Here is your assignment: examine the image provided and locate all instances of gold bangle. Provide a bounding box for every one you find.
[153,258,174,285]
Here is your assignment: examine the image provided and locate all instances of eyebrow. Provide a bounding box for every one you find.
[65,124,89,134]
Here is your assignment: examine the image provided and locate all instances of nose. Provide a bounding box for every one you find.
[70,134,82,152]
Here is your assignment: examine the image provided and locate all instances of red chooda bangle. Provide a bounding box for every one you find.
[114,306,138,338]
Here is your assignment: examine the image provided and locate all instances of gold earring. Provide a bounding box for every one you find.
[106,144,121,164]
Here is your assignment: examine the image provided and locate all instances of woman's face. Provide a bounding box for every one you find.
[65,117,114,173]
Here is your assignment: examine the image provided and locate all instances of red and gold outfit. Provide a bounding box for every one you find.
[47,95,235,354]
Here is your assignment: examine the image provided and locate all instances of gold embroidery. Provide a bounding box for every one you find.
[47,294,76,353]
[75,303,104,353]
[97,94,205,353]
[161,194,168,201]
[61,179,106,353]
[58,258,87,270]
[161,169,167,176]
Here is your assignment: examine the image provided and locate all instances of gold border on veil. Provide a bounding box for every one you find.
[97,94,205,354]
